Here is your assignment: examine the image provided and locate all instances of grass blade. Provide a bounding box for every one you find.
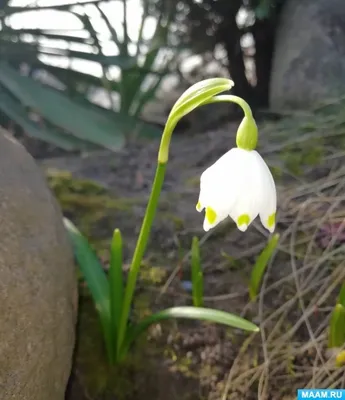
[338,282,345,308]
[123,306,259,355]
[329,303,345,348]
[63,218,112,359]
[191,236,204,307]
[249,233,280,301]
[109,229,124,359]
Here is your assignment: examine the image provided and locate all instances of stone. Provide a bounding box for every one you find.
[0,130,77,399]
[269,0,345,110]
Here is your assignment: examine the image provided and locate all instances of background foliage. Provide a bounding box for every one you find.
[0,0,181,150]
[0,0,288,149]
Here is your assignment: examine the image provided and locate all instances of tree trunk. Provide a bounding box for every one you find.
[252,19,276,108]
[216,4,256,106]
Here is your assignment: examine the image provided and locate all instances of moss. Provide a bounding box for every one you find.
[139,262,168,286]
[46,169,135,212]
[45,168,137,239]
[171,355,197,378]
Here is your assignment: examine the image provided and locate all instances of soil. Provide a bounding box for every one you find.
[14,98,345,399]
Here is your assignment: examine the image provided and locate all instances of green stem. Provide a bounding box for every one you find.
[116,161,167,357]
[203,94,253,118]
[158,120,178,163]
[203,94,257,150]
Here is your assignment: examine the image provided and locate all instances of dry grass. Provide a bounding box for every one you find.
[151,100,345,399]
[40,95,345,399]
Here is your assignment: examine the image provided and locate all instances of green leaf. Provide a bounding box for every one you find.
[41,48,136,68]
[123,17,171,115]
[0,62,127,149]
[338,282,345,308]
[329,304,345,348]
[191,236,204,307]
[123,306,259,355]
[109,229,124,358]
[249,233,280,301]
[0,63,162,144]
[170,78,234,123]
[1,28,92,45]
[131,75,163,118]
[63,218,113,361]
[32,63,121,93]
[255,0,273,20]
[0,89,96,150]
[159,78,234,163]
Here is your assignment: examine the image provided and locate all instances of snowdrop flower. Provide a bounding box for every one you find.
[196,116,277,233]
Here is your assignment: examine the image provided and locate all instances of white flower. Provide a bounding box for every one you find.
[196,147,277,233]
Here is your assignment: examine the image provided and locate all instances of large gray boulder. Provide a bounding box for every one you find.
[270,0,345,110]
[0,130,77,399]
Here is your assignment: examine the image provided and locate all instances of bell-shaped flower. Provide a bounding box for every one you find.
[196,147,276,233]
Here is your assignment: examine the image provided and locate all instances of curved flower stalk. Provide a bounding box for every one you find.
[196,95,277,233]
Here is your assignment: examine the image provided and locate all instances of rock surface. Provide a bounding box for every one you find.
[0,130,77,399]
[270,0,345,110]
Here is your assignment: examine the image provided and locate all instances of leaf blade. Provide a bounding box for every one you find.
[0,89,95,150]
[123,306,259,354]
[338,282,345,308]
[329,304,345,348]
[191,236,204,307]
[0,62,126,149]
[249,233,280,301]
[109,229,124,358]
[63,218,112,359]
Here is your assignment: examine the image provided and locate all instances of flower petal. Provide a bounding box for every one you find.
[203,206,228,232]
[226,149,265,231]
[250,152,277,232]
[198,149,240,231]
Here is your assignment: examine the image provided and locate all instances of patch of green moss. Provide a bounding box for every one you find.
[170,354,197,378]
[139,262,168,286]
[45,168,136,238]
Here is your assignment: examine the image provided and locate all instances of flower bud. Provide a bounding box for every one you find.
[236,116,258,151]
